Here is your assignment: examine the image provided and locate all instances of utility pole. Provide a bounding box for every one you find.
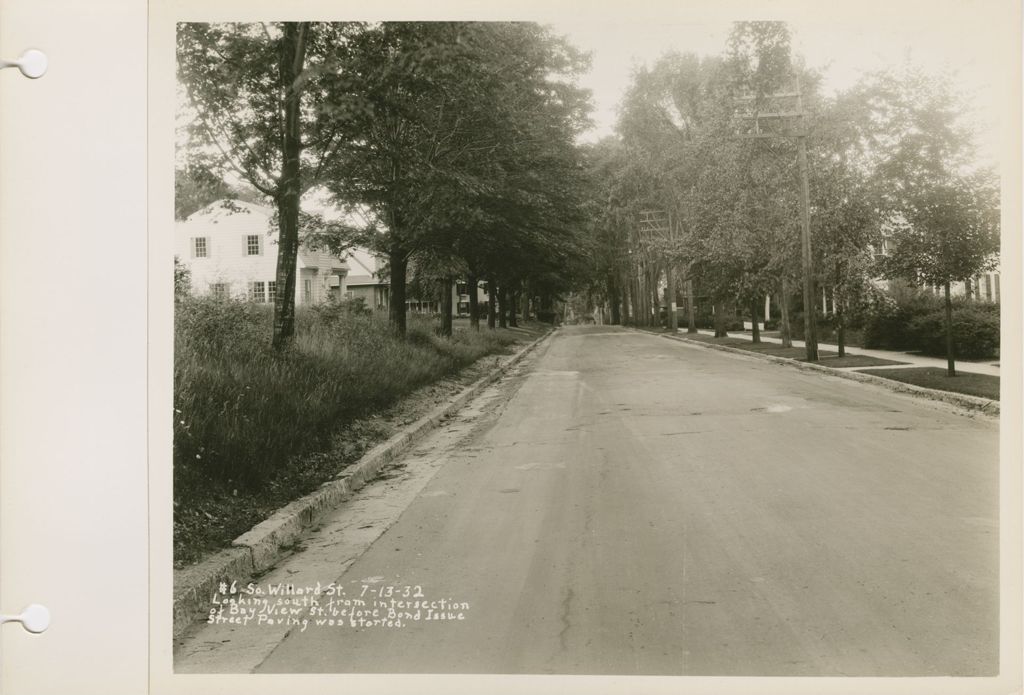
[638,209,672,330]
[666,212,678,331]
[734,76,819,361]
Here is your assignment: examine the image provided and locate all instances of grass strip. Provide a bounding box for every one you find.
[858,367,999,401]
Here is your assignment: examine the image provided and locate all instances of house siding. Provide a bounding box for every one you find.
[176,200,348,305]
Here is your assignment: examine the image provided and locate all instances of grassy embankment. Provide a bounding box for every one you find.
[174,297,543,566]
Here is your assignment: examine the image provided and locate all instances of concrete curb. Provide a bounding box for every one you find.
[654,331,999,419]
[173,327,555,638]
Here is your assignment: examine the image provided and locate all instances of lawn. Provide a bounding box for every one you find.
[810,354,908,368]
[859,367,1000,401]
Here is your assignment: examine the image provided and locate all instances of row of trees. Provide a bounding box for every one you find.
[581,21,999,375]
[177,22,592,346]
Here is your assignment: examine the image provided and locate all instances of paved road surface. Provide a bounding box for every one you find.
[176,326,998,676]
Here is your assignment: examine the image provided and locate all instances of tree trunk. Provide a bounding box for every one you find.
[509,289,518,327]
[468,273,480,331]
[779,277,793,348]
[713,300,729,338]
[388,245,408,337]
[750,297,760,344]
[836,292,846,358]
[666,265,677,331]
[498,285,508,329]
[607,274,621,325]
[630,269,640,326]
[440,276,453,337]
[686,278,697,333]
[486,276,496,329]
[651,267,661,327]
[630,266,638,325]
[271,22,309,350]
[945,280,955,376]
[621,274,630,325]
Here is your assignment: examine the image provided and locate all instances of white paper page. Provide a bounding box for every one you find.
[1,1,149,693]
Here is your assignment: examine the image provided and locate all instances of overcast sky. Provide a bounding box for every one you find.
[549,18,1003,162]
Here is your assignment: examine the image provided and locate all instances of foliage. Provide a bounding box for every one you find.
[859,287,1000,358]
[174,256,192,298]
[310,22,591,334]
[175,163,239,220]
[860,288,945,350]
[907,306,1000,359]
[880,170,1000,287]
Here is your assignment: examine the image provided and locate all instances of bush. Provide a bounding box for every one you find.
[861,291,944,350]
[908,307,1000,359]
[859,288,999,358]
[174,297,518,494]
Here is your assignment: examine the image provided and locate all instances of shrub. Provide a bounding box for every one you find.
[908,307,1000,359]
[859,288,1000,357]
[861,291,944,350]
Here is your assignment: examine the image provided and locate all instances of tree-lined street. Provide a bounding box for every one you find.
[172,18,1008,682]
[176,327,998,675]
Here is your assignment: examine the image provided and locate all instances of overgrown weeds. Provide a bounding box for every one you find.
[174,296,519,499]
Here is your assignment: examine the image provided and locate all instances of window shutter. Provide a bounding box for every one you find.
[242,235,248,255]
[190,237,196,259]
[259,235,264,256]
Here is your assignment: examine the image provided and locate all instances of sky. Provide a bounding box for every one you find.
[549,17,1004,163]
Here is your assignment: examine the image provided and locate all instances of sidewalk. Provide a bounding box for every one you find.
[680,328,1000,377]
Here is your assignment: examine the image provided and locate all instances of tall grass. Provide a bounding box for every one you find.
[174,297,517,494]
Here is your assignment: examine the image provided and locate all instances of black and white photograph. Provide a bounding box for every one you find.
[165,7,1015,684]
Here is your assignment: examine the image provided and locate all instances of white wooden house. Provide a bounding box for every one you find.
[175,200,348,304]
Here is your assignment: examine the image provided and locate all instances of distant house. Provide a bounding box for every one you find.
[175,200,348,304]
[339,248,489,316]
[340,247,389,310]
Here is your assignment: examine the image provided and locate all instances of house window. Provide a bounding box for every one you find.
[303,279,313,304]
[210,283,229,300]
[246,235,261,256]
[248,281,266,303]
[267,281,277,303]
[193,237,208,258]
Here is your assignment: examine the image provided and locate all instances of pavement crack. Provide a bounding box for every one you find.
[558,586,575,652]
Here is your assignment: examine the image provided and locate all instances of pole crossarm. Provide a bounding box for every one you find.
[729,76,820,360]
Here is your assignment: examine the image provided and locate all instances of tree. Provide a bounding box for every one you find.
[177,22,358,348]
[860,68,1000,376]
[328,22,589,336]
[807,89,883,356]
[883,170,999,375]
